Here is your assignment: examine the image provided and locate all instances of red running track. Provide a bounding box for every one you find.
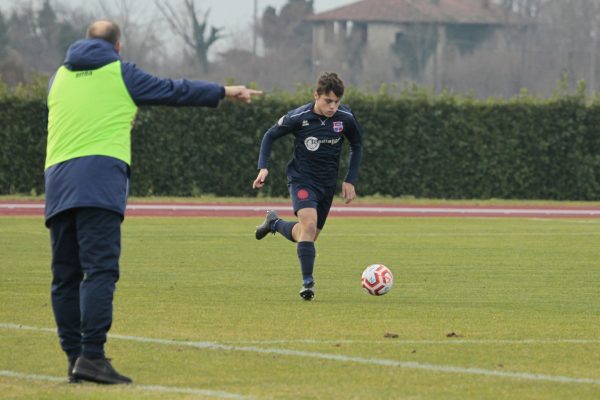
[1,201,600,218]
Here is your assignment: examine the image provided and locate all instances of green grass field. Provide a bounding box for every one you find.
[1,215,599,399]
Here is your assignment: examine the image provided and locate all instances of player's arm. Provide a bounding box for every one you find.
[253,115,295,189]
[341,116,364,203]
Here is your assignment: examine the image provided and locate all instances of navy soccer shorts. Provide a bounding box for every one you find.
[288,181,335,230]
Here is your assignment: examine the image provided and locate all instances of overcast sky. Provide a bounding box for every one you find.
[0,0,355,27]
[0,0,356,55]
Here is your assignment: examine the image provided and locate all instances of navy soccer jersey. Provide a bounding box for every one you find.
[257,102,363,187]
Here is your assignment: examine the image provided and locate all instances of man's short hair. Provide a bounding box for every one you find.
[86,20,121,45]
[316,72,344,98]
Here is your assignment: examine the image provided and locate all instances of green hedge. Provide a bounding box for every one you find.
[0,100,48,194]
[1,91,600,200]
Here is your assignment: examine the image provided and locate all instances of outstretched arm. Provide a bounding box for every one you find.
[121,62,262,106]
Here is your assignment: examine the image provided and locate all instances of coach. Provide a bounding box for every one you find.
[45,19,261,384]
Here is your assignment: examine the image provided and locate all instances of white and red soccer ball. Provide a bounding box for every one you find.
[361,264,393,296]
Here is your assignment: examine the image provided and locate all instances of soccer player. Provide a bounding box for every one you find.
[252,72,363,300]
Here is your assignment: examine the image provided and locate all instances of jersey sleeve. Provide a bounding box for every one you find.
[343,113,363,185]
[121,62,225,107]
[257,113,296,169]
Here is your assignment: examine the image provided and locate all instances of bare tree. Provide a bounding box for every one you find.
[260,0,313,53]
[98,0,165,73]
[258,0,313,88]
[153,0,223,74]
[0,9,26,86]
[3,1,80,75]
[478,0,600,96]
[541,0,600,94]
[0,10,8,56]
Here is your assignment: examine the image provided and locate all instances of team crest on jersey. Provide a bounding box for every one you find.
[333,121,344,133]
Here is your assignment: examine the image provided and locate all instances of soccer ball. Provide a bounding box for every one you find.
[361,264,393,296]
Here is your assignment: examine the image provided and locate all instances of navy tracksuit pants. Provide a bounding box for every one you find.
[49,208,122,361]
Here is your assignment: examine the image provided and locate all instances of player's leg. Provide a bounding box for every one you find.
[296,207,318,300]
[255,209,282,240]
[314,186,334,239]
[49,209,84,383]
[298,186,333,300]
[255,209,300,242]
[284,183,320,300]
[313,228,322,242]
[290,223,321,242]
[72,207,132,384]
[254,183,310,242]
[253,183,319,300]
[295,207,318,241]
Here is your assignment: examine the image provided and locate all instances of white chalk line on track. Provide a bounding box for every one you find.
[2,203,600,217]
[0,370,253,399]
[2,323,600,387]
[126,205,600,217]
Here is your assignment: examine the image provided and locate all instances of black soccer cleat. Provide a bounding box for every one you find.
[67,359,80,384]
[299,280,315,301]
[72,355,132,385]
[255,210,279,240]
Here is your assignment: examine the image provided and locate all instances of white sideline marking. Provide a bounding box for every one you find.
[1,203,600,217]
[4,324,597,345]
[0,370,63,382]
[2,323,600,386]
[220,338,600,345]
[0,370,253,399]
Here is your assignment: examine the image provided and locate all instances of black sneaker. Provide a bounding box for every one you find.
[255,210,279,240]
[72,355,132,385]
[299,280,315,301]
[68,359,80,384]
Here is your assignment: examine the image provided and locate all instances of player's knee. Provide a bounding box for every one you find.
[300,221,317,238]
